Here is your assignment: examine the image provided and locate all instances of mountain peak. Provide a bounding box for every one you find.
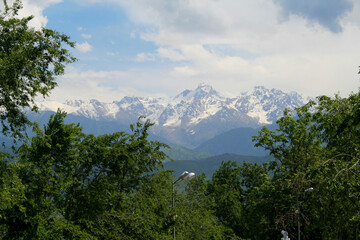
[253,85,266,90]
[196,82,213,92]
[252,86,270,93]
[64,99,84,107]
[246,86,286,97]
[194,83,219,98]
[175,83,220,101]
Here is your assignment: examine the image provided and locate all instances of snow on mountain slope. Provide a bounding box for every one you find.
[36,84,308,147]
[38,99,120,120]
[232,86,306,124]
[165,83,226,126]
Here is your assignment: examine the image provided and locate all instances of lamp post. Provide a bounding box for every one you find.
[172,171,195,240]
[297,187,314,240]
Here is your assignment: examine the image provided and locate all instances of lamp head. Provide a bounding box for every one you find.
[187,172,195,180]
[174,171,195,183]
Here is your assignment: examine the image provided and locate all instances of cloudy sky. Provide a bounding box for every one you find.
[14,0,360,101]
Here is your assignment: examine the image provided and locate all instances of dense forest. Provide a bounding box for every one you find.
[1,1,360,239]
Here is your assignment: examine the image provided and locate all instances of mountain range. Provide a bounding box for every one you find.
[37,84,308,149]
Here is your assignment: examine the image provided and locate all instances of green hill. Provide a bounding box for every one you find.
[165,153,272,178]
[195,125,280,156]
[194,127,266,156]
[163,145,212,161]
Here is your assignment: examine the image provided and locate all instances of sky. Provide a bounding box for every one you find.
[10,0,360,101]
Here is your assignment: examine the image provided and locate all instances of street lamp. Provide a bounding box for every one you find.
[173,171,195,184]
[297,187,314,240]
[172,171,195,240]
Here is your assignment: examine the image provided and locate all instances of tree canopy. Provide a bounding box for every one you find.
[0,0,76,140]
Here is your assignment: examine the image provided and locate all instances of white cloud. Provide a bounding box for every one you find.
[157,47,185,61]
[48,67,176,102]
[130,31,136,38]
[22,0,360,99]
[135,52,155,62]
[1,0,63,28]
[48,68,134,102]
[274,0,354,33]
[81,33,92,39]
[76,42,93,53]
[171,66,198,77]
[112,0,360,98]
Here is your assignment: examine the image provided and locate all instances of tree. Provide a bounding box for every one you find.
[64,117,169,238]
[303,94,360,239]
[209,161,245,236]
[4,110,89,239]
[0,1,75,237]
[175,173,236,240]
[252,94,360,239]
[113,171,174,239]
[1,111,170,239]
[209,160,276,239]
[0,152,25,239]
[0,0,76,140]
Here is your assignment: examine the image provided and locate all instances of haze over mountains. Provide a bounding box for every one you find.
[37,84,308,149]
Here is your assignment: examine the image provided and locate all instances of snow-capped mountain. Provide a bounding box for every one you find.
[37,84,308,148]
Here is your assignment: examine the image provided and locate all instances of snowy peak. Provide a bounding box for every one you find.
[64,99,85,107]
[245,86,287,99]
[37,85,307,125]
[166,84,228,127]
[194,83,218,96]
[175,83,222,102]
[37,85,307,147]
[232,86,306,124]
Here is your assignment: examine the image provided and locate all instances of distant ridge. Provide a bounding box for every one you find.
[164,153,272,178]
[195,127,268,156]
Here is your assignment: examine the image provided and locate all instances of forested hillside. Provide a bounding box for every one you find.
[165,153,271,178]
[195,127,270,156]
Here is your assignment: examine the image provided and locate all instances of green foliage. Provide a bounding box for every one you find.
[209,161,245,235]
[175,174,238,240]
[115,171,173,239]
[0,154,24,215]
[303,93,360,239]
[0,111,171,239]
[0,0,76,140]
[209,161,276,239]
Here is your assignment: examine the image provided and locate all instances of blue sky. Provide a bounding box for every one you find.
[12,0,360,101]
